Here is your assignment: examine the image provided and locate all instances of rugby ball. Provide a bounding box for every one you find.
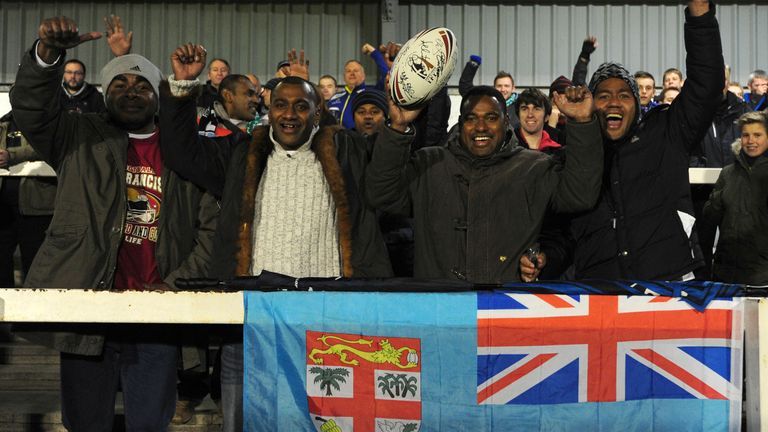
[389,27,459,108]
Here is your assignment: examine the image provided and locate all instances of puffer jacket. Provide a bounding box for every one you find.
[10,46,218,355]
[703,141,768,284]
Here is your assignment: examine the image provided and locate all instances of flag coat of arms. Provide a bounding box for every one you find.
[244,289,743,431]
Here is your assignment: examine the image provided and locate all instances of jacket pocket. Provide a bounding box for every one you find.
[46,224,88,248]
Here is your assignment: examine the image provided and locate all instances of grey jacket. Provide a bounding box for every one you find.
[10,47,218,355]
[0,118,56,215]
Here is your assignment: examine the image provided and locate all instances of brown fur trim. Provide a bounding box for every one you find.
[235,126,272,275]
[313,126,354,277]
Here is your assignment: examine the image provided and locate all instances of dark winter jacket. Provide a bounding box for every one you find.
[571,5,724,280]
[703,142,768,285]
[196,81,219,110]
[10,47,219,355]
[159,82,392,279]
[366,117,603,284]
[59,82,106,114]
[690,91,749,168]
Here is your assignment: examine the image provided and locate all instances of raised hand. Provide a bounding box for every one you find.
[387,91,423,133]
[379,42,401,69]
[171,43,207,81]
[104,14,133,57]
[287,49,309,81]
[37,17,102,63]
[361,43,375,56]
[552,86,594,123]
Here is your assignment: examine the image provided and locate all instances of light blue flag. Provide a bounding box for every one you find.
[244,291,741,431]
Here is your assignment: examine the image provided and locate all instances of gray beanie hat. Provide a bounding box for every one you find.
[100,54,164,103]
[588,62,641,128]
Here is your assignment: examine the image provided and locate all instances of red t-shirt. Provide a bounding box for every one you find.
[113,131,164,290]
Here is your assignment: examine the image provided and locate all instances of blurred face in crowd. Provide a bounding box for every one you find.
[460,95,508,157]
[224,78,259,121]
[749,77,768,96]
[105,74,157,134]
[636,77,655,107]
[353,103,385,136]
[729,84,744,100]
[63,61,85,93]
[661,88,680,105]
[663,71,683,90]
[208,60,230,89]
[494,77,515,101]
[269,82,320,150]
[344,61,365,89]
[741,122,768,158]
[594,78,637,141]
[246,74,262,101]
[318,77,337,101]
[518,103,546,136]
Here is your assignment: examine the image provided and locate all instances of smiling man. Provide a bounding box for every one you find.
[197,74,259,137]
[570,0,725,280]
[365,85,603,283]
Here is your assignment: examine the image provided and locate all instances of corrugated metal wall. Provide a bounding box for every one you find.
[0,2,766,88]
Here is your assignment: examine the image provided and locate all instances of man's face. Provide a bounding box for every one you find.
[224,79,259,121]
[741,123,768,158]
[344,62,365,89]
[353,103,385,136]
[208,60,230,88]
[594,78,637,141]
[460,95,508,157]
[749,77,768,96]
[518,103,546,136]
[318,77,337,101]
[494,77,515,101]
[636,77,655,107]
[661,88,680,105]
[268,83,320,150]
[105,74,157,132]
[663,72,682,90]
[63,62,85,92]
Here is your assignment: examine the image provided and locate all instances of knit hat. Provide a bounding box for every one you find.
[588,62,641,128]
[263,78,282,91]
[100,54,164,103]
[549,75,573,98]
[351,89,388,115]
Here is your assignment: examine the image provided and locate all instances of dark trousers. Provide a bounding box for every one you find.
[60,341,177,432]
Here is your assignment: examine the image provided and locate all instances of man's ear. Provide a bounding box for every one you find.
[222,89,234,103]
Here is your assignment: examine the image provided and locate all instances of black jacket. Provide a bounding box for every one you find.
[571,6,724,280]
[691,91,749,168]
[59,82,106,114]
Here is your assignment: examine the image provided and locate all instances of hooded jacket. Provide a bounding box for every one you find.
[571,5,724,280]
[366,116,603,284]
[702,141,768,284]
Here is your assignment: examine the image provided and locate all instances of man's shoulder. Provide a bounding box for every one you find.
[327,91,347,105]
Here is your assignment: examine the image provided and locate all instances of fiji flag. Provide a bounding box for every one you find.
[244,290,743,431]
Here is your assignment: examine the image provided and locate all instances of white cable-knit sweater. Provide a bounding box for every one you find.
[250,128,341,277]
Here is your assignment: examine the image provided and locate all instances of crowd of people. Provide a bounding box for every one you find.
[1,0,767,430]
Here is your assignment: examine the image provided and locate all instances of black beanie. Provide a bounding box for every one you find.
[352,89,388,115]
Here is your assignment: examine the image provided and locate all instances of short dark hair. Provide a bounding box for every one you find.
[64,59,86,76]
[275,76,321,106]
[217,74,250,102]
[634,70,655,83]
[663,68,683,83]
[460,86,507,119]
[208,58,231,71]
[514,88,552,117]
[659,86,681,103]
[494,71,514,87]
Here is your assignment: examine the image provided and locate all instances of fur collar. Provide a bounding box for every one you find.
[234,125,354,277]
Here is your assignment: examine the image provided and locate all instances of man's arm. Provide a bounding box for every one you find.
[571,36,597,86]
[549,87,604,212]
[668,1,724,153]
[458,56,481,97]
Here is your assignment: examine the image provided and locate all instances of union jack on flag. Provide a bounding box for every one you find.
[477,293,743,405]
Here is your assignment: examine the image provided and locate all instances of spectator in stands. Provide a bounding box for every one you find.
[366,84,602,283]
[663,67,684,90]
[634,71,659,116]
[198,74,260,137]
[197,57,230,110]
[514,88,560,154]
[660,86,681,104]
[728,81,744,100]
[703,111,768,285]
[0,113,55,287]
[60,59,105,114]
[744,69,768,111]
[567,0,724,280]
[258,77,281,125]
[328,44,389,128]
[318,74,338,101]
[352,89,387,137]
[493,71,520,128]
[274,59,290,78]
[10,17,218,431]
[162,44,393,431]
[546,76,572,145]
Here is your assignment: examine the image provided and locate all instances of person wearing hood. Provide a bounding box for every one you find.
[703,111,768,285]
[10,17,219,430]
[567,0,725,280]
[365,85,603,283]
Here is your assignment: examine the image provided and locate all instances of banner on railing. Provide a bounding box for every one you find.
[244,290,744,431]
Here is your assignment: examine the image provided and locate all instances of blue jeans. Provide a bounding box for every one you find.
[60,339,177,432]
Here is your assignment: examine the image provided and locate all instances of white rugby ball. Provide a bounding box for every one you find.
[389,27,459,108]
